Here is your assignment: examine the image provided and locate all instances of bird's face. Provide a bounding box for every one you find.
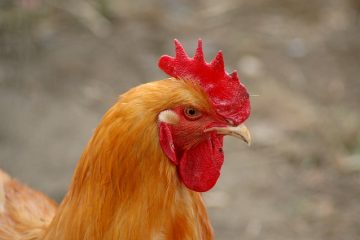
[157,39,251,192]
[158,105,251,192]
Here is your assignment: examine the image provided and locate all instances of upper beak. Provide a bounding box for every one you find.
[204,124,252,145]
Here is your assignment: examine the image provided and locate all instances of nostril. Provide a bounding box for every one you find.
[226,119,235,126]
[226,118,242,126]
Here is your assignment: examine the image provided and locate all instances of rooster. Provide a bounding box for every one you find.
[0,39,251,240]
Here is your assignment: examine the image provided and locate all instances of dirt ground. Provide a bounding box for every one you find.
[1,0,360,239]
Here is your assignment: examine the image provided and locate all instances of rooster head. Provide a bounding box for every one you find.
[158,39,251,192]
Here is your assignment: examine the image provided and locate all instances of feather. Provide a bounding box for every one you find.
[41,79,213,240]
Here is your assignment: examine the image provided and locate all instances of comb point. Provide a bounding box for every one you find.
[230,70,239,81]
[194,39,205,63]
[174,39,187,59]
[210,51,225,72]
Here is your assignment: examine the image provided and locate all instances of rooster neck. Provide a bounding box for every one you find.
[43,79,214,239]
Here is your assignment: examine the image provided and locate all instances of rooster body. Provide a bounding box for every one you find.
[0,40,251,240]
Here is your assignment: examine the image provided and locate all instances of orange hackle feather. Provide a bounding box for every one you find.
[0,170,57,240]
[38,79,214,239]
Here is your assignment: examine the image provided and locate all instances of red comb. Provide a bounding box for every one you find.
[158,39,250,125]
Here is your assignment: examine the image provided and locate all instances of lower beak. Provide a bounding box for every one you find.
[205,124,252,145]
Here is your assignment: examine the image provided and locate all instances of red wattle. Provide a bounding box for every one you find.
[179,136,224,192]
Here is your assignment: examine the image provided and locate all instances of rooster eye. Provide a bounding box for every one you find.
[184,107,202,120]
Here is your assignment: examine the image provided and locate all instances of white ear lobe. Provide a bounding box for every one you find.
[158,110,179,125]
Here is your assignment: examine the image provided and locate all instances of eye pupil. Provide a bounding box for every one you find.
[188,109,196,115]
[184,107,202,120]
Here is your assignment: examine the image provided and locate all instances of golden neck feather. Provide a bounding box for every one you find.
[43,79,213,240]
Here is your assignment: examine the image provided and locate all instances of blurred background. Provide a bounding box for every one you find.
[1,0,360,239]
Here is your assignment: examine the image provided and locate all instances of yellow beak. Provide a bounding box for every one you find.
[204,124,252,145]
